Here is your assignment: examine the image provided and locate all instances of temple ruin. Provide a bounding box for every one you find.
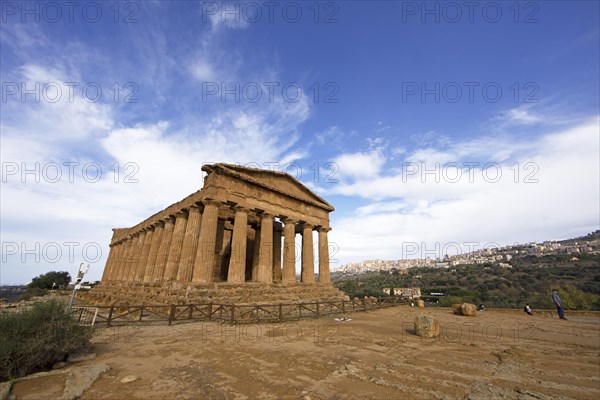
[85,163,344,305]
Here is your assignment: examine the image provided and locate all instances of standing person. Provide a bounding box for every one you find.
[524,303,533,315]
[551,289,567,320]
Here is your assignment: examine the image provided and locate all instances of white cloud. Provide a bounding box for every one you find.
[327,117,600,266]
[1,57,312,283]
[190,59,216,81]
[333,148,386,180]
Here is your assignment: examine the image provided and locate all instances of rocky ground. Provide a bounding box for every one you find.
[9,306,600,400]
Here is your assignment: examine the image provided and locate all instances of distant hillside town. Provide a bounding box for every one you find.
[336,231,600,275]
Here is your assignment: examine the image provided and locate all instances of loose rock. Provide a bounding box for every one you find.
[59,363,110,400]
[121,375,138,383]
[461,303,477,316]
[414,314,440,338]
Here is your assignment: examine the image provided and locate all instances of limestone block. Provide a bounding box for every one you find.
[414,314,440,338]
[461,303,477,316]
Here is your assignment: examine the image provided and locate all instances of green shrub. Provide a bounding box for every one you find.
[0,300,92,381]
[28,271,71,289]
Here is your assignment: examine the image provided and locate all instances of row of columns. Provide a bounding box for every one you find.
[101,200,331,285]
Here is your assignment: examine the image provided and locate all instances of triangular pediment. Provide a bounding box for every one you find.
[204,163,334,211]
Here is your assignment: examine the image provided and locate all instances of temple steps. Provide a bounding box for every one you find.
[80,282,345,307]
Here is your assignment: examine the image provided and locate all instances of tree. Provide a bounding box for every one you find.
[28,271,71,289]
[389,287,395,296]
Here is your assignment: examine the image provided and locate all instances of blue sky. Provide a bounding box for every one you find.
[1,1,599,284]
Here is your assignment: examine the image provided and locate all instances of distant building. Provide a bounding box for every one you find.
[383,287,421,299]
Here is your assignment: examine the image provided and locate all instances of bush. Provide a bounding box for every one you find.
[0,300,92,381]
[28,271,71,290]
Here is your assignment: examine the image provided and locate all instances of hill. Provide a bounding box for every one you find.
[333,253,600,310]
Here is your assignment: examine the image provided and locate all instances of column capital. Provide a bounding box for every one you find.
[317,226,332,233]
[281,216,297,225]
[232,205,250,214]
[202,198,222,208]
[164,215,176,225]
[188,203,202,211]
[152,220,164,228]
[175,209,189,217]
[301,222,314,230]
[259,211,273,219]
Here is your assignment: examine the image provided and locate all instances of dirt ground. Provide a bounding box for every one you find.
[11,306,600,400]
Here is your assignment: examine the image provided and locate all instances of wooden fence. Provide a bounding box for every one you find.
[72,296,408,327]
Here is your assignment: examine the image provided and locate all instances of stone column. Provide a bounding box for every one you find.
[177,205,202,282]
[272,223,283,282]
[129,230,146,281]
[282,218,296,284]
[153,217,175,282]
[135,226,154,282]
[227,206,249,283]
[251,225,260,281]
[318,227,331,283]
[257,213,273,283]
[164,210,188,282]
[212,219,226,281]
[193,199,220,283]
[101,244,116,282]
[121,234,139,282]
[112,241,126,281]
[301,223,315,283]
[144,221,164,283]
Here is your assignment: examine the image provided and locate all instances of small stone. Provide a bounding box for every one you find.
[414,314,440,338]
[121,375,138,383]
[154,338,177,344]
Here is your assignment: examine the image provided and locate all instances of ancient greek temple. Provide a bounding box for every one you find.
[86,163,343,305]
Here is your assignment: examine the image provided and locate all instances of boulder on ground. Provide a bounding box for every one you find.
[414,314,440,338]
[461,303,477,316]
[452,303,463,315]
[417,299,425,308]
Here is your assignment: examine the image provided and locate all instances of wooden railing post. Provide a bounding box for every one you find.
[188,304,193,320]
[107,305,114,327]
[230,305,235,324]
[316,301,320,318]
[208,303,213,321]
[362,298,367,311]
[279,303,283,322]
[168,304,176,326]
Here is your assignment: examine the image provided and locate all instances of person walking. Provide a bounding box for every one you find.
[551,289,567,320]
